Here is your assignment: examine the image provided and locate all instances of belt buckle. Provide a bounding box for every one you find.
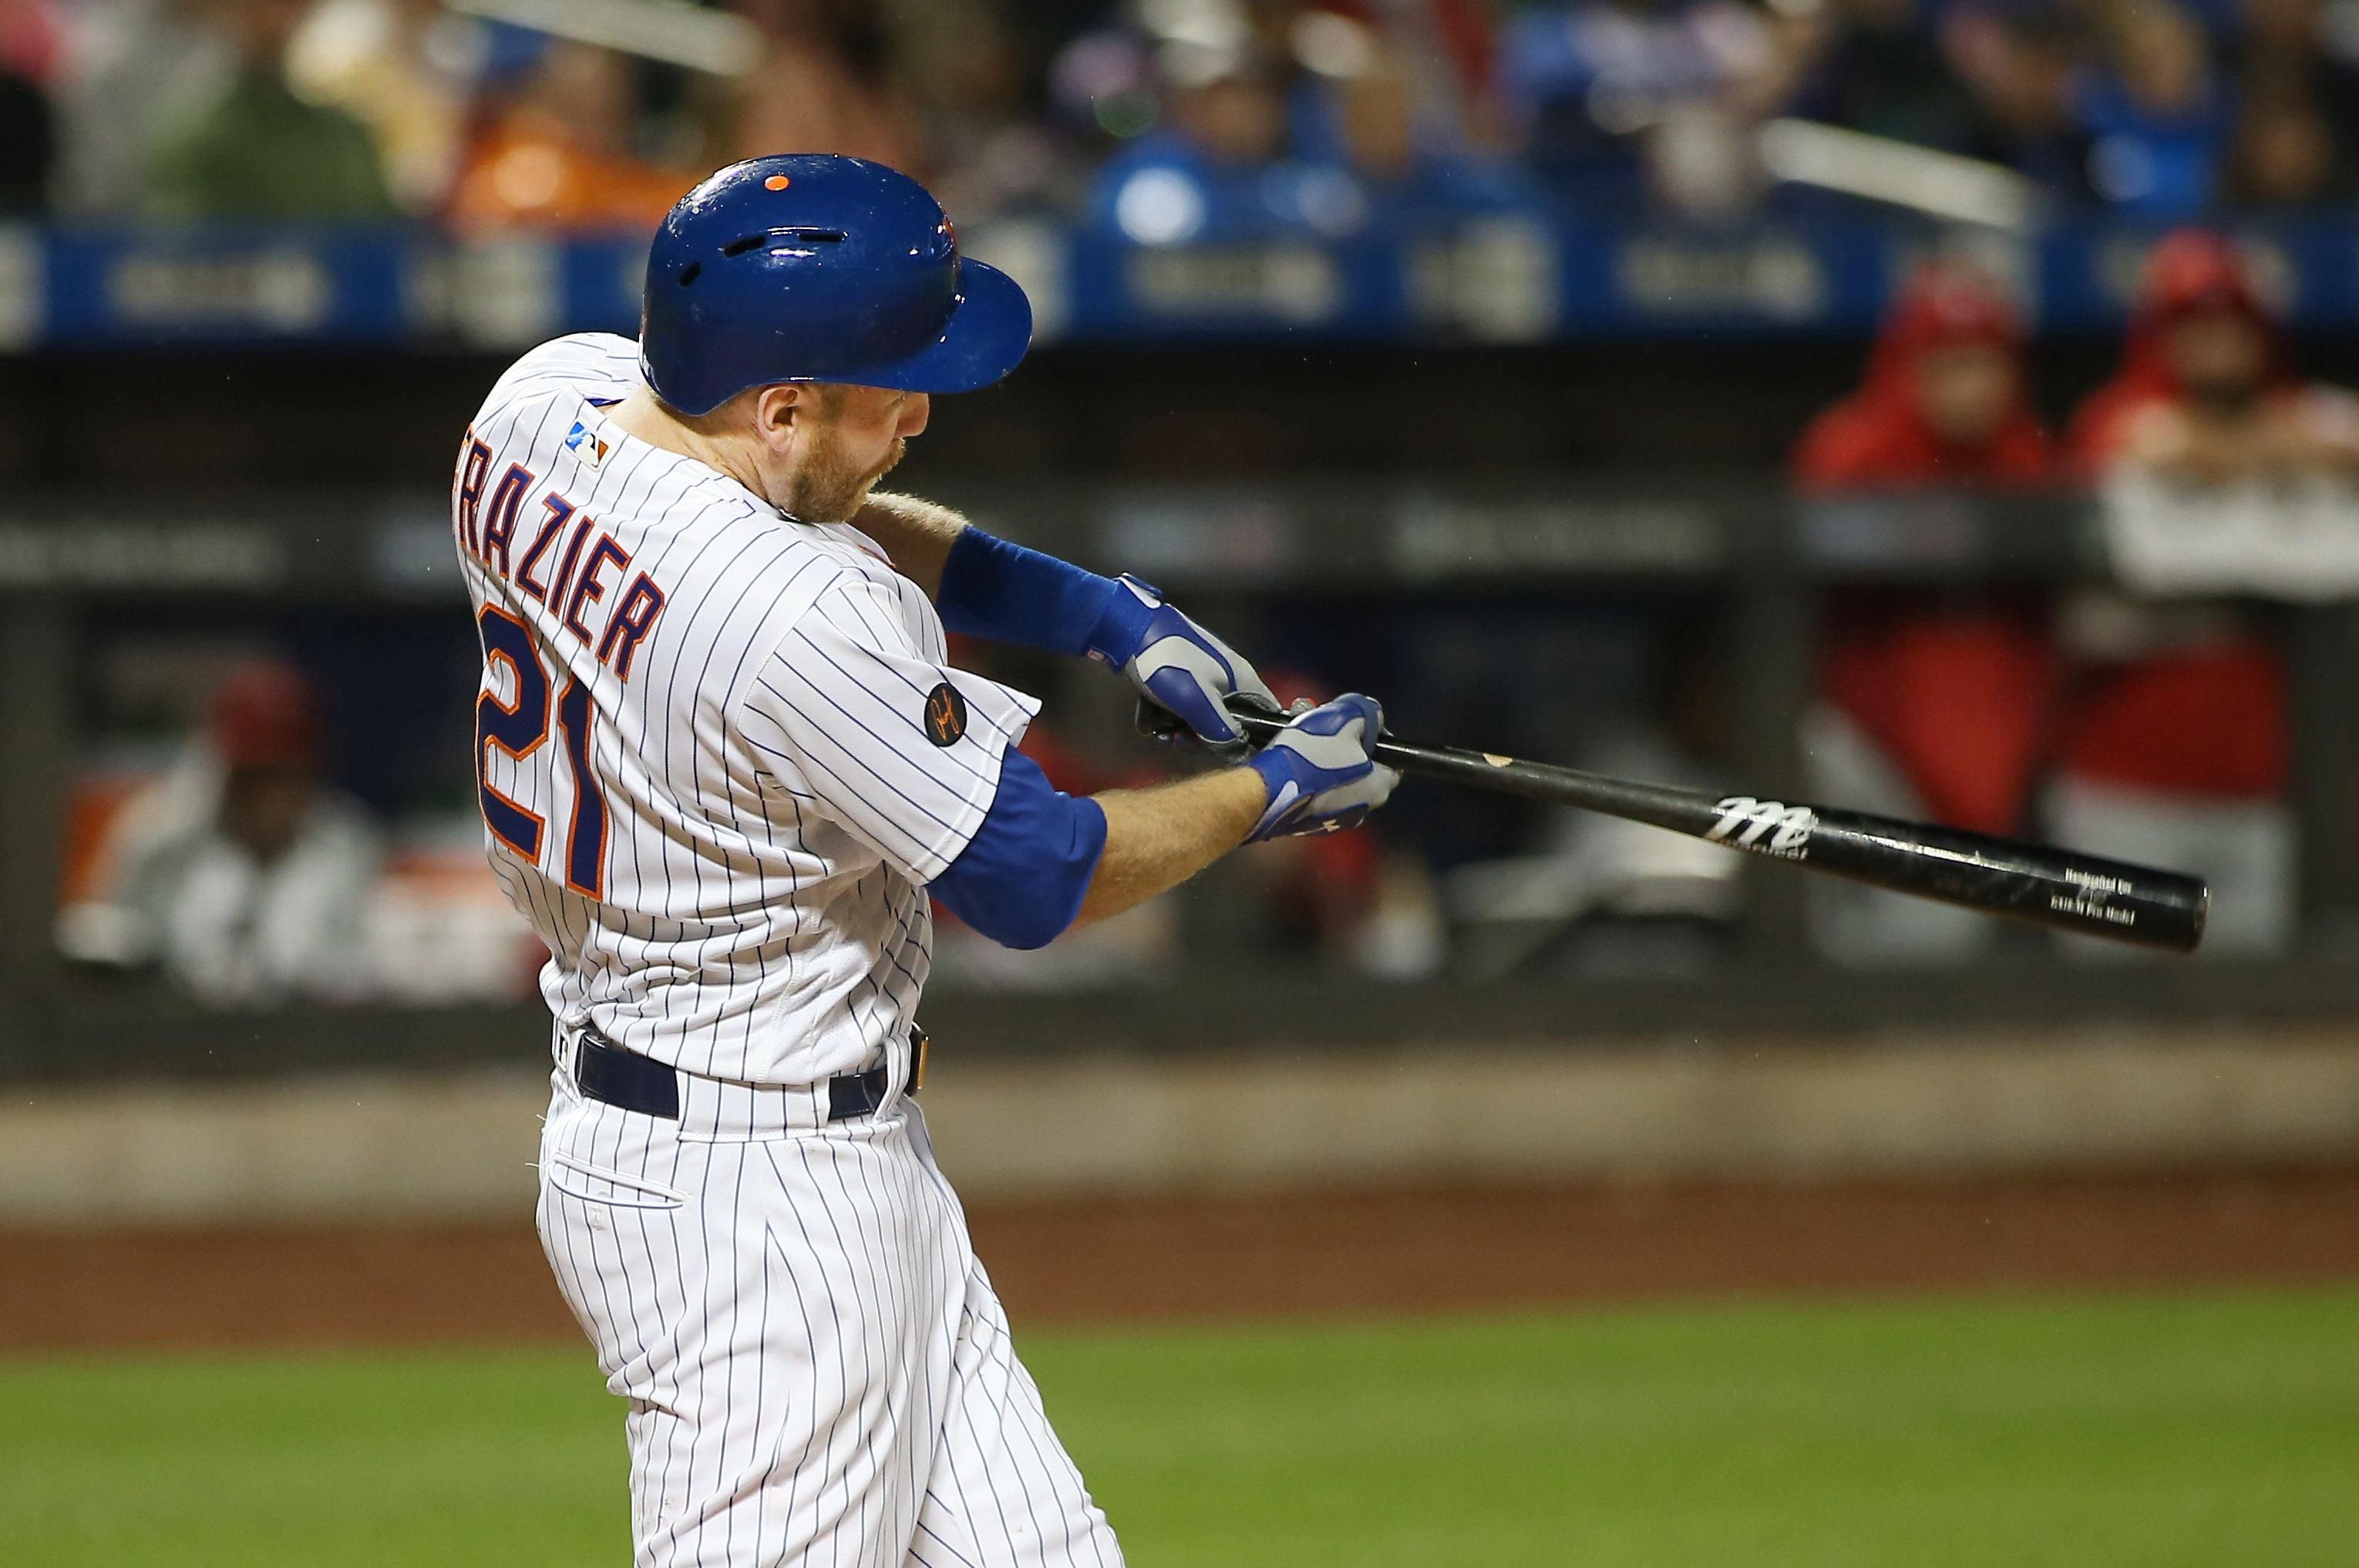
[909,1027,929,1092]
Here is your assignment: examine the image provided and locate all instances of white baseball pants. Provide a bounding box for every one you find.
[535,1067,1125,1568]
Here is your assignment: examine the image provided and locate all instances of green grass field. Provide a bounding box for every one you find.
[5,1286,2355,1567]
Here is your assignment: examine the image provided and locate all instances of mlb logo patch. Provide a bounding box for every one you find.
[565,421,611,467]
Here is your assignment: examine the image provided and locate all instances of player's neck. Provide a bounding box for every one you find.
[607,387,776,510]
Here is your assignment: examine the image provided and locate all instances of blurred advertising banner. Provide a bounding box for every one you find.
[8,217,2359,349]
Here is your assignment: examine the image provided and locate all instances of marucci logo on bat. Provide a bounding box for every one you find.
[1706,796,1817,859]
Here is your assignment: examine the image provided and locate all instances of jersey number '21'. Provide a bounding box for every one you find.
[477,605,609,899]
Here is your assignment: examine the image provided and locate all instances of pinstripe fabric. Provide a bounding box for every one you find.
[470,336,1122,1566]
[537,1071,1124,1568]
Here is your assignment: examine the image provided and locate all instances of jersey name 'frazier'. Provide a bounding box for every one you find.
[453,429,668,680]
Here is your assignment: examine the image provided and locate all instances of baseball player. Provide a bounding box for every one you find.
[451,153,1398,1566]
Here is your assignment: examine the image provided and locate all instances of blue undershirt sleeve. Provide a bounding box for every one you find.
[934,527,1150,659]
[925,745,1109,951]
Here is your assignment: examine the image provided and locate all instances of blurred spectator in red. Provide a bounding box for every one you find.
[2054,230,2359,953]
[729,0,924,173]
[1795,261,2056,490]
[143,0,396,218]
[2069,229,2359,479]
[448,38,688,234]
[1792,264,2064,961]
[2075,0,2231,220]
[59,661,382,1004]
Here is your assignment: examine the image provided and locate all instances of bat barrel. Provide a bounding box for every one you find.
[1789,811,2209,952]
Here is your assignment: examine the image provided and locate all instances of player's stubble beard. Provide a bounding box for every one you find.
[786,422,907,523]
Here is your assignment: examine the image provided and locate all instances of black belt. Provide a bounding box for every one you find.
[572,1028,927,1123]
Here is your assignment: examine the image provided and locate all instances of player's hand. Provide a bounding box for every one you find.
[1087,576,1279,757]
[1243,693,1399,843]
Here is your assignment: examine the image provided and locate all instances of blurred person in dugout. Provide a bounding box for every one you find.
[1791,261,2064,964]
[59,661,380,1005]
[2058,229,2359,954]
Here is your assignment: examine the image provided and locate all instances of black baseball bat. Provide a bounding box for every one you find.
[1226,707,2209,953]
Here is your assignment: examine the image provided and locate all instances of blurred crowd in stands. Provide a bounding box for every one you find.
[5,0,2359,230]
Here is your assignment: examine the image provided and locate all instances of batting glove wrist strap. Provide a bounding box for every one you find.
[1082,573,1158,665]
[1244,693,1401,842]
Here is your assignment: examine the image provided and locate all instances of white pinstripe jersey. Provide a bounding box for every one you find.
[453,333,1037,1085]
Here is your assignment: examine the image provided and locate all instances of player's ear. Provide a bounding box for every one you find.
[749,385,805,451]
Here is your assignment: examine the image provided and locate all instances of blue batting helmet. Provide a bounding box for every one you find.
[639,154,1033,416]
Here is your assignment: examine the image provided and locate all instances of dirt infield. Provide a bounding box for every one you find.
[5,1169,2357,1352]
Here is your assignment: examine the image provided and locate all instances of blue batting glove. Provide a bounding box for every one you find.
[1243,693,1400,843]
[1088,576,1280,757]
